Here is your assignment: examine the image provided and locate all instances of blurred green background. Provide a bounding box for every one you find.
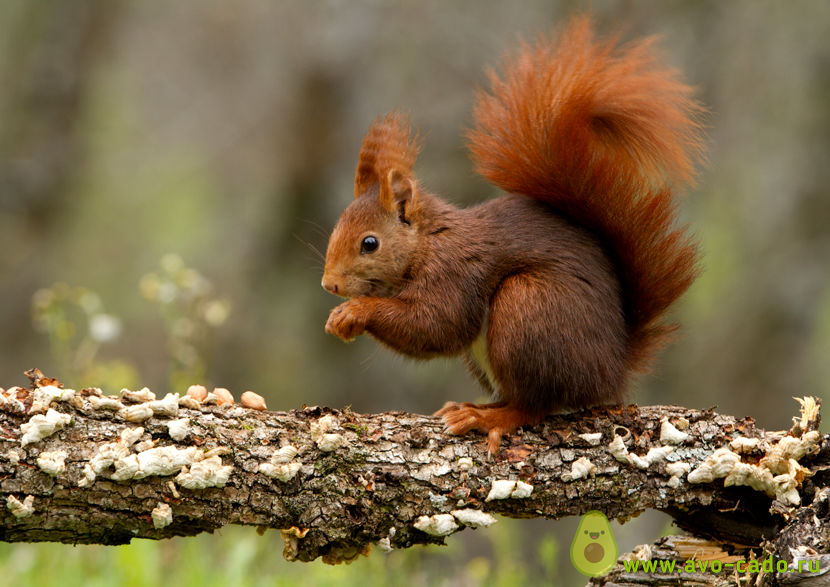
[1,0,829,585]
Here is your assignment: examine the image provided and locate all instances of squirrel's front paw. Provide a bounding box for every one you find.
[325,300,367,342]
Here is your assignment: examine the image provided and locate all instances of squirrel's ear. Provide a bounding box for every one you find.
[380,168,418,224]
[354,161,377,198]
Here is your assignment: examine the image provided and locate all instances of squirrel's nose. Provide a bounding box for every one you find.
[321,278,339,295]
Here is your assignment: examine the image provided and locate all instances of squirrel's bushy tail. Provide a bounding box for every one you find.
[468,16,705,373]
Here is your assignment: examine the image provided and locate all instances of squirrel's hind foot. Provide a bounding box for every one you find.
[435,401,539,455]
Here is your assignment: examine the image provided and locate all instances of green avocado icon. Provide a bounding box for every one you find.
[570,510,618,577]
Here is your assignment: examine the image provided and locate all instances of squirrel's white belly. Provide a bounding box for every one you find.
[468,312,497,391]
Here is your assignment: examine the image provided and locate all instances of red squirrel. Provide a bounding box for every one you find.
[322,16,705,454]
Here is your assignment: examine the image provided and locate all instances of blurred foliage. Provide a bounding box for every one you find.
[1,0,829,584]
[30,282,137,390]
[0,510,667,586]
[0,519,566,587]
[30,253,230,392]
[139,253,231,392]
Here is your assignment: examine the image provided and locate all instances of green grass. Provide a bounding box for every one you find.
[0,520,563,587]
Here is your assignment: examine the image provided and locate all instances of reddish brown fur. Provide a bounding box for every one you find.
[468,16,704,372]
[322,17,705,454]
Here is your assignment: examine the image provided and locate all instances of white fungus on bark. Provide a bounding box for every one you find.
[376,537,393,552]
[120,426,145,446]
[152,502,173,529]
[37,450,67,476]
[665,461,691,489]
[108,455,140,481]
[412,462,452,481]
[660,417,690,445]
[310,414,338,437]
[686,428,820,507]
[133,446,201,479]
[451,509,498,528]
[175,455,233,489]
[120,403,153,423]
[29,385,76,414]
[509,481,534,498]
[90,443,204,483]
[310,414,344,452]
[146,393,180,417]
[413,514,458,536]
[687,448,742,484]
[578,432,603,446]
[6,495,34,518]
[316,433,343,452]
[486,480,515,501]
[562,456,597,482]
[485,479,534,501]
[120,387,156,403]
[88,396,124,411]
[78,463,96,487]
[760,431,821,474]
[0,389,25,413]
[608,435,630,463]
[259,462,302,482]
[271,445,299,464]
[608,434,674,470]
[628,446,674,470]
[377,527,397,551]
[133,439,155,452]
[20,408,72,446]
[729,437,760,453]
[178,396,201,410]
[666,462,691,478]
[259,444,302,481]
[731,437,762,454]
[89,442,130,477]
[167,418,190,441]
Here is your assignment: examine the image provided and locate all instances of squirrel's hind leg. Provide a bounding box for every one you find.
[435,401,541,454]
[488,270,627,411]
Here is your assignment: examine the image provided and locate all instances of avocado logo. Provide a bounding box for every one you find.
[570,510,618,576]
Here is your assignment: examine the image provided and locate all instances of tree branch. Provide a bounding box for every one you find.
[1,371,828,583]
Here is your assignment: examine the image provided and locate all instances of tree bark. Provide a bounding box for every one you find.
[1,371,828,584]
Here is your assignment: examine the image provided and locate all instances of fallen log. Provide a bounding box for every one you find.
[1,370,827,584]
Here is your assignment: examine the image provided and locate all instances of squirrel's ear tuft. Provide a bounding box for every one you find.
[354,160,377,198]
[380,168,418,224]
[354,113,421,199]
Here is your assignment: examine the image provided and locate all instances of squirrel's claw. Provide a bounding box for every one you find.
[435,400,538,456]
[435,401,514,454]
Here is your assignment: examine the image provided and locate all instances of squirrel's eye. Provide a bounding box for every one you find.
[360,235,379,254]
